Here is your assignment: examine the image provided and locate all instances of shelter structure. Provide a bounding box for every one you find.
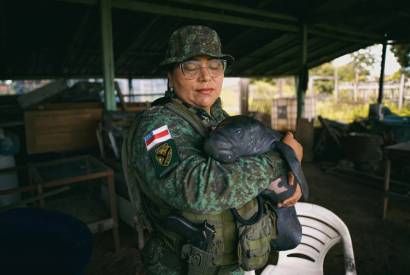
[1,0,410,112]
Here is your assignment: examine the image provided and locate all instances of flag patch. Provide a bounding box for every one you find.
[144,125,172,151]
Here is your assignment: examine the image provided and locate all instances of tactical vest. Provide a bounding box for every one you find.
[124,97,275,272]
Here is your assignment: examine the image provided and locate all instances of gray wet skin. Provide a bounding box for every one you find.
[204,115,309,200]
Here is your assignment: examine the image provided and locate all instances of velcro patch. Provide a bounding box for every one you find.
[148,140,180,178]
[144,125,172,151]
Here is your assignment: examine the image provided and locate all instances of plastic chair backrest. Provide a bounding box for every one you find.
[261,202,357,275]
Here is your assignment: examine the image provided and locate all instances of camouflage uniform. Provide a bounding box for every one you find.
[127,25,288,275]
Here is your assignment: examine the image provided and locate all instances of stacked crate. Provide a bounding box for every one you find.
[271,97,316,131]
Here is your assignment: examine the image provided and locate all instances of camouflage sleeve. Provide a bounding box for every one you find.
[131,106,288,215]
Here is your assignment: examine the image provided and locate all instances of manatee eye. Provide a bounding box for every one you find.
[235,129,242,136]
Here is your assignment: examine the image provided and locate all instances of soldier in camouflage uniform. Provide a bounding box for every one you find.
[127,25,303,275]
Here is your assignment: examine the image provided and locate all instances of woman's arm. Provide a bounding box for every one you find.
[130,107,288,214]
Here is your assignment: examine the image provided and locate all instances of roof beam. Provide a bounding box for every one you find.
[269,42,368,76]
[307,43,369,69]
[62,10,91,73]
[1,1,7,58]
[229,34,297,73]
[116,17,159,68]
[261,41,350,76]
[311,24,382,43]
[242,38,323,75]
[168,0,298,22]
[169,0,381,41]
[112,0,299,32]
[59,0,381,42]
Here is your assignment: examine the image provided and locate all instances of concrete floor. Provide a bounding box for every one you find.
[85,162,410,275]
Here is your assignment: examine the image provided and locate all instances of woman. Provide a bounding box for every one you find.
[127,25,303,275]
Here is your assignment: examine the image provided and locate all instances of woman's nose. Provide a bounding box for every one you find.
[198,66,211,81]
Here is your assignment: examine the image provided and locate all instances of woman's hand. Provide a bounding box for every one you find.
[279,132,303,207]
[278,173,302,207]
[283,132,303,162]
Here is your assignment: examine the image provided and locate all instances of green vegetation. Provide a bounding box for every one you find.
[248,78,296,114]
[316,99,369,122]
[224,45,410,123]
[246,75,410,124]
[391,44,410,76]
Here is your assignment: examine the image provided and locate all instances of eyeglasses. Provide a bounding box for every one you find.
[179,59,227,79]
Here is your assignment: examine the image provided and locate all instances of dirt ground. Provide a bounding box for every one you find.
[85,162,410,275]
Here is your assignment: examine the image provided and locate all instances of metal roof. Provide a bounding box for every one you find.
[1,0,409,79]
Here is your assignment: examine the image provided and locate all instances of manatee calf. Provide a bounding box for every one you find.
[203,115,309,251]
[203,115,309,199]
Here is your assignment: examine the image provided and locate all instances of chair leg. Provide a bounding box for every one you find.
[382,159,391,220]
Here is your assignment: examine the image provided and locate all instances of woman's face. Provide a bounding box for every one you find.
[168,56,225,114]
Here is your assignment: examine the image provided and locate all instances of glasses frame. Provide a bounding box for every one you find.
[179,59,227,79]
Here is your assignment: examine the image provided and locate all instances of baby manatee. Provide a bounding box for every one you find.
[203,115,309,200]
[203,115,309,251]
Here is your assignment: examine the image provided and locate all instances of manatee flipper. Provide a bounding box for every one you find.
[270,205,302,251]
[275,142,309,200]
[262,179,301,251]
[261,175,295,202]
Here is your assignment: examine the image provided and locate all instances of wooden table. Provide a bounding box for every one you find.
[382,141,410,219]
[0,155,120,252]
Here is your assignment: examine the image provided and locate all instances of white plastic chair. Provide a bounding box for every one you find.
[260,202,357,275]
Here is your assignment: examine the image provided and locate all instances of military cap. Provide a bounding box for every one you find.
[159,25,234,67]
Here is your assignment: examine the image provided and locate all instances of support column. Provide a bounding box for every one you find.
[296,23,308,119]
[377,36,388,105]
[100,0,116,111]
[240,78,250,115]
[398,73,405,111]
[128,77,133,103]
[334,67,339,102]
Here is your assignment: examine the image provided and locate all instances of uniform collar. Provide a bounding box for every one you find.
[164,90,223,120]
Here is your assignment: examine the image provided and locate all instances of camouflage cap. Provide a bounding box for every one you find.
[159,25,234,67]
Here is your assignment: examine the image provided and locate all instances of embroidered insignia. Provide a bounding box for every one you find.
[155,143,172,167]
[144,125,172,151]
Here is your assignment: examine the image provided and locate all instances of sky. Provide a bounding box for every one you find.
[332,44,401,76]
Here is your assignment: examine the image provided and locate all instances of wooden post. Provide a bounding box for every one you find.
[334,67,339,103]
[297,22,308,120]
[354,70,358,102]
[377,37,387,105]
[128,77,133,103]
[107,171,120,252]
[239,78,250,114]
[308,77,314,96]
[399,73,405,111]
[383,158,391,219]
[277,78,284,97]
[100,0,116,111]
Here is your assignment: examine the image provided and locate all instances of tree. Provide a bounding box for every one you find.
[309,63,335,94]
[350,49,376,81]
[350,49,376,102]
[337,63,355,82]
[391,44,410,76]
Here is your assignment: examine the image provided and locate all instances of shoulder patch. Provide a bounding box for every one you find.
[148,140,180,178]
[155,142,173,166]
[144,125,172,151]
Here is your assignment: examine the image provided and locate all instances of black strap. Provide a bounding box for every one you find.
[164,99,208,137]
[230,195,264,225]
[161,97,265,226]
